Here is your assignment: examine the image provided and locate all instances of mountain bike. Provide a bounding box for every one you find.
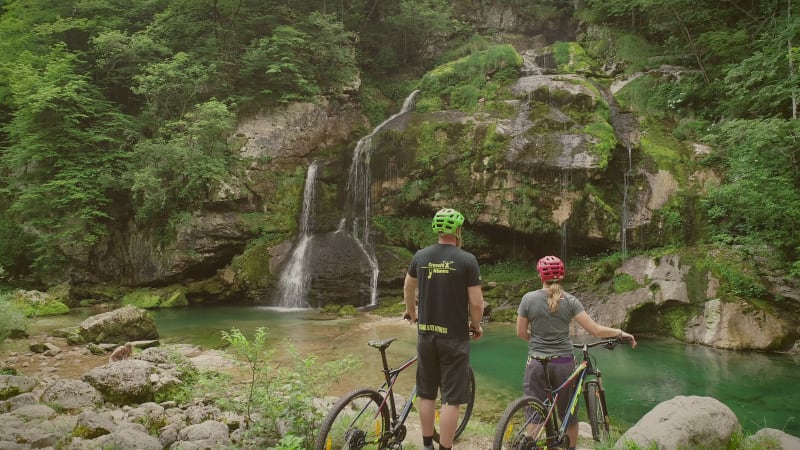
[315,337,476,450]
[492,337,631,450]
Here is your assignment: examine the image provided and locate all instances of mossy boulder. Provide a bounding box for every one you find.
[121,288,188,309]
[78,306,159,345]
[0,375,37,401]
[9,289,69,317]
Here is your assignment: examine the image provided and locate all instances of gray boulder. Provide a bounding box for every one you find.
[745,428,800,450]
[41,379,104,409]
[0,375,38,401]
[82,359,156,405]
[78,306,158,344]
[170,420,232,449]
[615,395,740,449]
[79,424,162,450]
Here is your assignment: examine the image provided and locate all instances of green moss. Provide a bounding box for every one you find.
[71,425,109,439]
[660,306,694,340]
[415,44,522,113]
[0,386,20,400]
[612,273,641,293]
[573,253,625,286]
[552,41,599,74]
[162,291,188,308]
[639,121,693,184]
[232,240,277,290]
[583,120,616,168]
[482,260,533,284]
[120,288,188,309]
[121,290,161,309]
[338,305,358,317]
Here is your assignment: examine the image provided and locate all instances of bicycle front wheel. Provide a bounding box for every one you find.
[315,388,390,450]
[433,366,475,443]
[585,381,610,442]
[492,395,555,450]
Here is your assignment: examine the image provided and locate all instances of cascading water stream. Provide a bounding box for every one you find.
[559,171,571,262]
[274,161,319,308]
[621,144,632,258]
[344,90,420,306]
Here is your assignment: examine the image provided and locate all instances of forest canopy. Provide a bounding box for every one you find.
[0,0,798,283]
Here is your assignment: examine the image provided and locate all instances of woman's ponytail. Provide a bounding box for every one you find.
[547,281,564,312]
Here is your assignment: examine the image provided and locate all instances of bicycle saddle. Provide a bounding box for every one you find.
[368,338,397,350]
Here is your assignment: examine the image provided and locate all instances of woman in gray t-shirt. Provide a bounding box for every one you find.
[516,256,636,450]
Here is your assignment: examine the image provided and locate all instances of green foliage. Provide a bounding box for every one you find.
[482,260,533,284]
[126,100,233,227]
[132,52,210,125]
[268,435,305,450]
[8,291,69,317]
[241,12,357,105]
[145,347,199,404]
[573,253,625,287]
[415,44,522,112]
[0,293,28,342]
[583,120,616,168]
[2,46,135,279]
[612,273,640,293]
[221,327,272,423]
[611,34,661,74]
[0,216,34,280]
[372,216,432,250]
[218,327,359,447]
[701,119,800,260]
[337,305,358,317]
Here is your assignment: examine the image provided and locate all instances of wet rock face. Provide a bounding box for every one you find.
[305,232,374,307]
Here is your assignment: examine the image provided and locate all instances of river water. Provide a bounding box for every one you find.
[15,305,800,438]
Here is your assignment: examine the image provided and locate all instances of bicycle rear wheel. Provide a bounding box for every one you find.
[492,395,555,450]
[433,366,475,443]
[315,388,390,450]
[585,381,610,442]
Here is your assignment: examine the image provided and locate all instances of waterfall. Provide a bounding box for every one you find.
[274,161,320,308]
[621,145,632,258]
[344,90,420,306]
[559,171,571,263]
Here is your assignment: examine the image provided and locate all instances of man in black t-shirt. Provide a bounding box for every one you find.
[403,208,484,450]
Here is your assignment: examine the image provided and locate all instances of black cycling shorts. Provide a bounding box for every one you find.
[523,355,578,426]
[416,333,471,405]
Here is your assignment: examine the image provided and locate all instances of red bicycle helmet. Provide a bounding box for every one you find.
[537,256,565,282]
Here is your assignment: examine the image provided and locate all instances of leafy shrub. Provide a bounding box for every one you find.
[415,44,522,112]
[0,293,28,342]
[218,328,360,448]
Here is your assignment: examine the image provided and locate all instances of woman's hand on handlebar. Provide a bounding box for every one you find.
[617,331,637,348]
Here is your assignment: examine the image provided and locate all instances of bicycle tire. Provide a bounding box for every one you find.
[315,388,390,450]
[432,366,475,443]
[585,381,610,442]
[492,395,555,450]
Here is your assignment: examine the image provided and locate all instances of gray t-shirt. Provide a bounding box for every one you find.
[517,289,584,358]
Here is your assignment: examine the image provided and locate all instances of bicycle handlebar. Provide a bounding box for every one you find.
[573,336,632,351]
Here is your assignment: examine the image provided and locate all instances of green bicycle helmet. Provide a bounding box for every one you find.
[431,208,465,234]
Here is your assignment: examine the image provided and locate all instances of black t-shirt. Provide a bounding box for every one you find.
[408,243,482,340]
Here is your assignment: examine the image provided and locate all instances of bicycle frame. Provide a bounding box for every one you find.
[536,357,591,440]
[528,341,610,445]
[374,341,419,436]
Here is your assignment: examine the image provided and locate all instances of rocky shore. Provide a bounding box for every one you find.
[2,307,799,449]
